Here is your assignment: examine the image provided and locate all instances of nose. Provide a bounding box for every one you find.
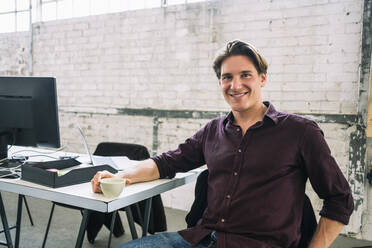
[230,77,242,90]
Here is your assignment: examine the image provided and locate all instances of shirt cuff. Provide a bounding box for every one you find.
[319,197,354,225]
[151,155,176,179]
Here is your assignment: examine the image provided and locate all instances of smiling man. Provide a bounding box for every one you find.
[91,40,354,248]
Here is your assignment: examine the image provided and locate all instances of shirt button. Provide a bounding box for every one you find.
[221,218,225,223]
[238,149,242,153]
[234,172,238,176]
[226,194,231,199]
[236,128,240,132]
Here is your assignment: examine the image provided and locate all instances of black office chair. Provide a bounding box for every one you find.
[86,142,150,245]
[42,142,166,248]
[87,142,167,240]
[86,142,167,245]
[186,170,317,248]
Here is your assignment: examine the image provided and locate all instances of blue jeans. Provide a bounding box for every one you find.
[114,232,207,248]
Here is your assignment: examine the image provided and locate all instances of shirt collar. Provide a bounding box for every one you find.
[263,101,279,124]
[224,101,279,126]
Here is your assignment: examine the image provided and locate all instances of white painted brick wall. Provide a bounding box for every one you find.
[59,112,154,155]
[0,0,367,239]
[0,32,29,76]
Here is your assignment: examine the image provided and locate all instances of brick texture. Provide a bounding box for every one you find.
[0,0,366,238]
[0,32,29,75]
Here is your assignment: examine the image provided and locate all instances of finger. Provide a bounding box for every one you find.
[99,171,115,180]
[97,172,102,182]
[91,172,103,193]
[95,186,102,193]
[92,181,102,193]
[92,171,102,182]
[91,178,99,192]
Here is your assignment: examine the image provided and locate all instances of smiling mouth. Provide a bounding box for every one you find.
[229,92,249,97]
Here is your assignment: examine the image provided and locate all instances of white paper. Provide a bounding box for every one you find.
[111,157,138,170]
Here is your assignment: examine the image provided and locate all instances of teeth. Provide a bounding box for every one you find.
[230,92,248,97]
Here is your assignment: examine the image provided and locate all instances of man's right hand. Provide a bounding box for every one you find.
[91,159,161,194]
[91,170,115,193]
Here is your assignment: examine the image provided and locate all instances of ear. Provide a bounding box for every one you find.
[259,73,267,87]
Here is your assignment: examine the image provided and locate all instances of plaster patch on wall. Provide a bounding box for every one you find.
[0,32,29,76]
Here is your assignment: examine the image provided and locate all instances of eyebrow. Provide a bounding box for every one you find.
[240,70,254,74]
[221,70,254,77]
[221,73,232,77]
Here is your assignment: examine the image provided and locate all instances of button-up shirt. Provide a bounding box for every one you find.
[152,102,354,248]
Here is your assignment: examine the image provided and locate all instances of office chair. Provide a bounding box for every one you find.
[186,170,317,248]
[42,142,166,248]
[86,142,166,245]
[87,142,149,246]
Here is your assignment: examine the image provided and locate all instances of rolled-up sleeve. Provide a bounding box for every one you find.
[151,124,207,179]
[300,121,354,225]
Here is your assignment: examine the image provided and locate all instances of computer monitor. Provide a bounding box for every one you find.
[0,76,60,160]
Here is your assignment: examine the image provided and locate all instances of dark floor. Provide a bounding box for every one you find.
[0,192,371,247]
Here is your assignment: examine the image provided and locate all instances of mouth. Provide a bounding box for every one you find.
[228,91,249,98]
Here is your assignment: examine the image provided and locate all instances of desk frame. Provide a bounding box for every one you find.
[0,172,198,248]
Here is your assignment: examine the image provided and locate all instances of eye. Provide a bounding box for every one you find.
[221,75,232,82]
[241,73,251,78]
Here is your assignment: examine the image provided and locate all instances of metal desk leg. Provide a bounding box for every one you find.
[22,196,33,226]
[142,197,152,237]
[0,193,13,248]
[75,209,90,248]
[107,210,117,248]
[15,195,22,248]
[134,203,143,226]
[124,207,138,240]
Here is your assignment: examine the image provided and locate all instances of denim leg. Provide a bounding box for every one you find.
[114,232,206,248]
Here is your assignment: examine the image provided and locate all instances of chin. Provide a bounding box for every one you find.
[231,106,249,112]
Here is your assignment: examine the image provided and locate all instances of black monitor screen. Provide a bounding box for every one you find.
[0,76,60,159]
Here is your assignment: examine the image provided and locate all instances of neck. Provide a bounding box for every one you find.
[232,103,267,128]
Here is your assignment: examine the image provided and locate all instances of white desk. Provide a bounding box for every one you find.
[0,148,200,248]
[0,172,198,213]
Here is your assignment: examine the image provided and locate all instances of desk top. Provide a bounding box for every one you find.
[0,172,198,212]
[1,146,201,212]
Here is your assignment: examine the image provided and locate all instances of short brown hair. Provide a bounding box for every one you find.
[213,40,268,79]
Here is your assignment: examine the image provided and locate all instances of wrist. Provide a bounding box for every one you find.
[115,171,126,178]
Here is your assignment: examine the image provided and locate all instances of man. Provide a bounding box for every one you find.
[91,40,354,248]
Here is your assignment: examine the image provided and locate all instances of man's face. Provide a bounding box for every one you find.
[219,55,266,113]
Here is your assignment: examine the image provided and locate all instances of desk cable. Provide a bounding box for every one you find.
[10,145,68,156]
[0,163,24,179]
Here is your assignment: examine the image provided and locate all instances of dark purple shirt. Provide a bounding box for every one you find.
[152,102,354,248]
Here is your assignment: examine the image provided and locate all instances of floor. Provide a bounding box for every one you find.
[1,192,372,248]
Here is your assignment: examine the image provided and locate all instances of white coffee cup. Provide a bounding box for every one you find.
[100,178,126,198]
